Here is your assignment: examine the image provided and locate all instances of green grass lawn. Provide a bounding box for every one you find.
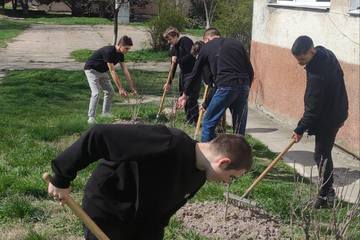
[1,10,112,25]
[70,48,170,63]
[184,27,204,37]
[0,69,358,239]
[0,18,29,48]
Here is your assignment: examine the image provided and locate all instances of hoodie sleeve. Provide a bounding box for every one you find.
[51,124,172,188]
[294,73,326,135]
[177,37,194,65]
[184,51,206,96]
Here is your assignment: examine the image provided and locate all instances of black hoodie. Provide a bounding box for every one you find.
[295,46,348,135]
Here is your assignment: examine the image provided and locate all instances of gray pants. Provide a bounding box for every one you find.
[85,69,114,117]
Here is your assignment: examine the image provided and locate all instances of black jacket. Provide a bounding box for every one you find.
[51,124,206,226]
[184,37,254,96]
[172,36,196,74]
[294,46,348,135]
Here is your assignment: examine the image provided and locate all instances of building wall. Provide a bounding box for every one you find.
[250,0,360,156]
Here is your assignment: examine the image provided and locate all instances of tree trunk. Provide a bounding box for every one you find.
[12,0,17,11]
[20,0,29,15]
[203,0,210,29]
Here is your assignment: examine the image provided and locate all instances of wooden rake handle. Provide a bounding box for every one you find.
[194,85,210,140]
[157,62,177,118]
[241,139,296,198]
[42,172,110,240]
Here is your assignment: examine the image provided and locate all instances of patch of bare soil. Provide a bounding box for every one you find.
[176,201,281,240]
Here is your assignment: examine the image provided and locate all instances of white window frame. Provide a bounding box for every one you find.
[277,0,330,7]
[349,0,360,10]
[349,0,360,15]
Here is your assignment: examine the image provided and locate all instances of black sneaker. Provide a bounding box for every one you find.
[314,196,329,209]
[327,188,336,207]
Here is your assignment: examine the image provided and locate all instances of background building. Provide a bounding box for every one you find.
[250,0,360,156]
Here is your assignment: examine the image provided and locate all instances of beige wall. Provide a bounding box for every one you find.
[251,0,360,156]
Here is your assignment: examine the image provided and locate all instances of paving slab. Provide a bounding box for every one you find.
[0,24,171,71]
[227,107,359,203]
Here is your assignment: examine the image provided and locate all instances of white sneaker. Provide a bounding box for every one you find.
[87,117,96,124]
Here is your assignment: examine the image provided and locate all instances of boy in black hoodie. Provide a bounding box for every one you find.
[291,35,348,209]
[163,27,200,125]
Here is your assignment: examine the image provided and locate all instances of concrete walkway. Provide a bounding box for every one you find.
[0,24,170,72]
[227,107,360,203]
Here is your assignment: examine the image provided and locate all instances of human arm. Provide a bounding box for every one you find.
[202,85,216,110]
[176,55,205,109]
[47,182,71,205]
[294,74,326,136]
[291,131,303,143]
[176,37,195,65]
[245,54,254,86]
[107,62,128,96]
[163,61,177,92]
[51,125,173,189]
[120,62,137,95]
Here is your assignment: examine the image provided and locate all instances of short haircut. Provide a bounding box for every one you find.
[118,35,133,46]
[291,35,314,56]
[210,134,252,171]
[163,27,180,39]
[191,40,205,57]
[203,27,221,39]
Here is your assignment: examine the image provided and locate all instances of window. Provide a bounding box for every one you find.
[277,0,330,7]
[349,0,360,10]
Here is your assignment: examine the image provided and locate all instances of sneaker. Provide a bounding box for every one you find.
[87,117,96,125]
[314,196,328,209]
[327,188,336,206]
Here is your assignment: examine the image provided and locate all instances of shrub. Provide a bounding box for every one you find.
[147,0,187,50]
[213,0,253,52]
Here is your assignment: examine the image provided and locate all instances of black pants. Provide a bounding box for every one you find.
[84,218,164,240]
[179,73,200,124]
[314,127,339,197]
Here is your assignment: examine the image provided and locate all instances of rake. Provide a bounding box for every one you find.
[193,84,210,140]
[224,139,296,210]
[156,61,176,121]
[42,172,110,240]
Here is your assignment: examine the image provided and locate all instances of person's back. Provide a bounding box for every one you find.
[84,46,124,73]
[202,37,253,87]
[174,36,196,74]
[300,45,348,134]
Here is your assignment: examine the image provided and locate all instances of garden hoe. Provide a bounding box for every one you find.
[156,61,176,121]
[193,84,210,140]
[42,172,110,240]
[224,139,296,210]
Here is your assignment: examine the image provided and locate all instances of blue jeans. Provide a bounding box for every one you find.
[201,85,249,142]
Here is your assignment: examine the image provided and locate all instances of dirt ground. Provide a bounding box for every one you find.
[176,201,281,240]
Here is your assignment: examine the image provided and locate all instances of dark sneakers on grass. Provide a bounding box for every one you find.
[314,188,336,209]
[314,196,328,209]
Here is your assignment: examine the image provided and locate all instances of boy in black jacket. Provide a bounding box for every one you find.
[163,27,200,125]
[47,124,253,240]
[177,28,254,142]
[291,35,348,209]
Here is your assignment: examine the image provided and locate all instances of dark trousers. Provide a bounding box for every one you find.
[179,73,200,124]
[314,127,339,197]
[84,218,164,240]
